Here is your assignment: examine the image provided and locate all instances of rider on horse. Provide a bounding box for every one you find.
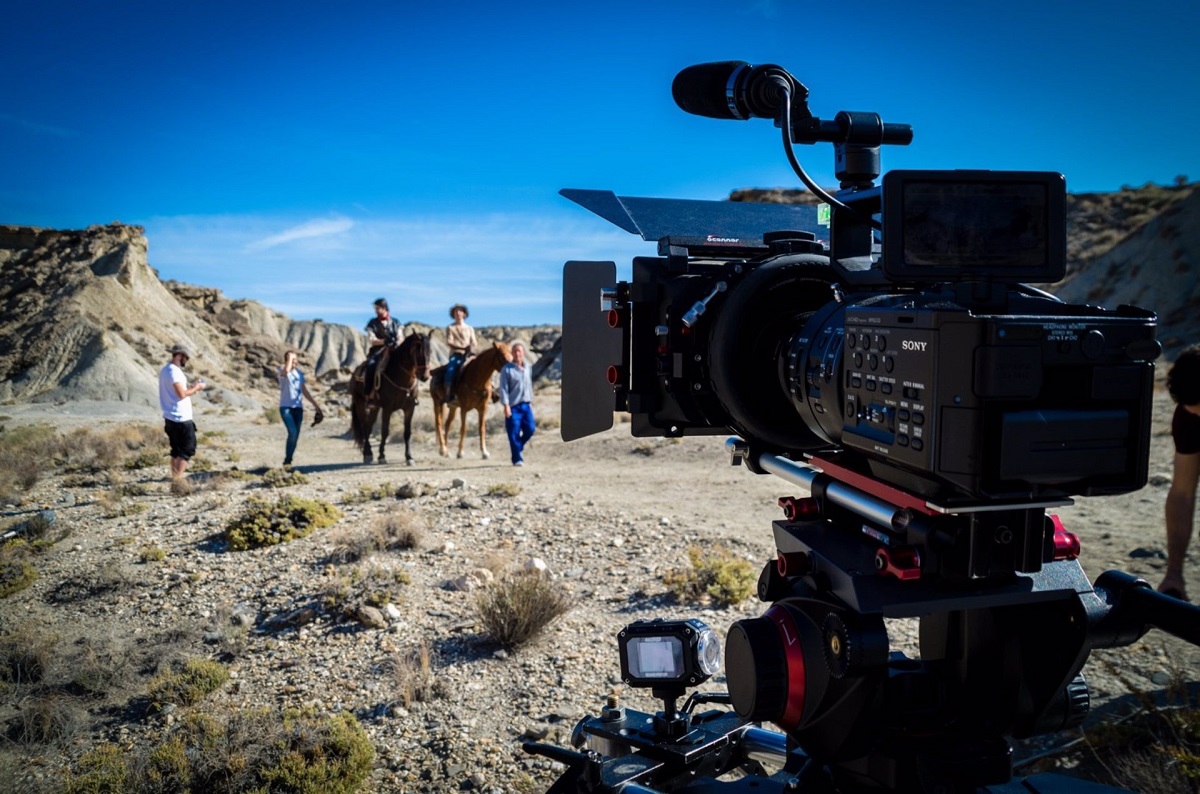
[364,297,403,403]
[443,303,476,404]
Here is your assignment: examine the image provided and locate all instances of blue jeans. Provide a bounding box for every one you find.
[280,406,303,463]
[505,402,536,464]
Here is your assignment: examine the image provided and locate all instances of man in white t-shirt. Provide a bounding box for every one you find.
[158,343,207,480]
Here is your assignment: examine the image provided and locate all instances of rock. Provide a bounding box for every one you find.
[396,481,434,499]
[1148,472,1172,487]
[450,568,495,592]
[275,606,317,628]
[353,604,388,629]
[523,557,552,579]
[1129,547,1166,559]
[458,496,482,510]
[384,603,402,621]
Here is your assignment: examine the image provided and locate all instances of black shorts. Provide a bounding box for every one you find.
[164,419,197,460]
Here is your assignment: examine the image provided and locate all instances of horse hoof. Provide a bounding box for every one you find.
[406,459,415,467]
[457,452,464,459]
[482,451,490,460]
[363,457,373,465]
[378,457,387,465]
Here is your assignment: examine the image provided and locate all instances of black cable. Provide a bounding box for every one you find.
[778,86,881,232]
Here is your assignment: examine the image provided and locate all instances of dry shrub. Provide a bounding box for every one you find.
[0,543,38,598]
[63,633,137,698]
[138,545,166,563]
[388,643,442,707]
[8,690,85,744]
[0,424,60,500]
[663,545,756,607]
[473,572,572,649]
[329,509,423,563]
[169,477,194,497]
[98,488,149,517]
[0,624,57,687]
[44,563,132,605]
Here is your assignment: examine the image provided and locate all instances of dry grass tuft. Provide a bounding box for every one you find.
[486,481,522,498]
[387,643,442,708]
[329,509,424,563]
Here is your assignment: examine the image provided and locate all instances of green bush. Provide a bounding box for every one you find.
[224,496,342,551]
[63,708,374,794]
[262,467,310,488]
[663,546,756,607]
[341,481,392,504]
[0,546,38,598]
[146,657,229,708]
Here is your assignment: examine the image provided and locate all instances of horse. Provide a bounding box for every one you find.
[350,332,430,465]
[430,340,512,459]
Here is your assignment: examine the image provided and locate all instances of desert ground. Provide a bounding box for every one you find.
[1,377,1197,792]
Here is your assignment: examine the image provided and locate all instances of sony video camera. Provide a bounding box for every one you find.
[531,62,1200,794]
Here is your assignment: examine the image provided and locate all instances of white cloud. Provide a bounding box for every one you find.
[139,209,651,328]
[245,216,355,252]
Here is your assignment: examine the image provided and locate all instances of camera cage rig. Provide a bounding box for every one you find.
[540,61,1199,793]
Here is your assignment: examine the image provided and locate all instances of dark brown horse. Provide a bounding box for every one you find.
[430,340,512,459]
[350,332,430,465]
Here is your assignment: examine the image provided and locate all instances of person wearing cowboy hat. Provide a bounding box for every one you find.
[364,297,403,403]
[158,343,207,481]
[443,303,476,404]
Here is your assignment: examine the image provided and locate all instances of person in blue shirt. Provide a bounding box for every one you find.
[498,341,536,466]
[278,350,323,467]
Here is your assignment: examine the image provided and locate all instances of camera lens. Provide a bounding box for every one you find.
[695,627,721,677]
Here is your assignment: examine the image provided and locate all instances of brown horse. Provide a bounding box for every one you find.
[430,340,512,459]
[350,332,430,465]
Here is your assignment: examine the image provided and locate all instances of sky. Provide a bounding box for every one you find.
[3,0,1197,329]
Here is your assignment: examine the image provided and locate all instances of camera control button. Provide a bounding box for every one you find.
[876,336,886,351]
[897,434,909,447]
[850,374,862,389]
[868,353,879,370]
[898,409,910,422]
[859,333,871,349]
[881,382,893,395]
[911,437,924,452]
[847,334,857,349]
[884,356,894,373]
[853,352,863,369]
[865,379,877,392]
[912,412,925,426]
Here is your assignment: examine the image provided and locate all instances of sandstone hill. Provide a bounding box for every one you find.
[0,225,561,412]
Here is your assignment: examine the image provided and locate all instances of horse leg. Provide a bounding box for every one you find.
[361,404,376,464]
[378,409,390,464]
[404,406,415,466]
[457,408,469,460]
[434,401,448,457]
[479,406,490,460]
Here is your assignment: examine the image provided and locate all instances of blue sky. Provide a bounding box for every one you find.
[3,0,1197,328]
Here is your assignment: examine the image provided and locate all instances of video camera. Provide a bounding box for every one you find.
[528,61,1200,792]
